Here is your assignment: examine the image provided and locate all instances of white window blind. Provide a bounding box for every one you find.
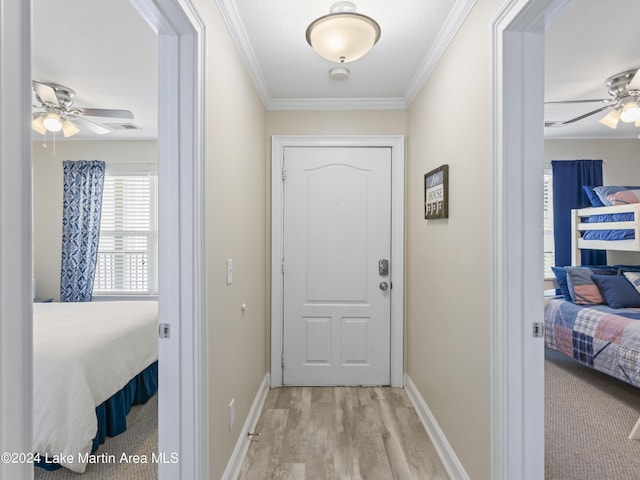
[544,170,555,278]
[94,173,158,296]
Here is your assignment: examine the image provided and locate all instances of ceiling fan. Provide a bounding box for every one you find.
[545,68,640,129]
[32,80,134,137]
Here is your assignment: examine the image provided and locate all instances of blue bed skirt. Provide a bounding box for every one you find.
[35,360,158,471]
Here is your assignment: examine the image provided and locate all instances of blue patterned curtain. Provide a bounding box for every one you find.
[60,160,106,302]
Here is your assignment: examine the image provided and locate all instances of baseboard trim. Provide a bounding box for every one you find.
[221,373,270,480]
[404,374,470,480]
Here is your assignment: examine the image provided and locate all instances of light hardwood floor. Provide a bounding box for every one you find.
[238,387,449,480]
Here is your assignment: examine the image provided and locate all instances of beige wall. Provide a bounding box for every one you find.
[545,138,640,185]
[405,1,502,478]
[197,2,268,478]
[32,140,157,300]
[266,110,408,136]
[545,139,640,265]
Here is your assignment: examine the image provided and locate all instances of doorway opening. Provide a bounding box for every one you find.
[492,0,577,479]
[0,0,206,479]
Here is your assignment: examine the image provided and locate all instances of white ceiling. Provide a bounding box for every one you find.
[32,0,157,141]
[544,0,640,140]
[31,0,640,141]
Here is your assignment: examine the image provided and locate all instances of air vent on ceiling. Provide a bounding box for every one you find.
[103,123,141,131]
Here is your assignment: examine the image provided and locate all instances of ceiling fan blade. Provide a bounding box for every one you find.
[629,69,640,90]
[544,104,613,128]
[73,108,134,119]
[32,81,59,108]
[544,99,611,105]
[71,116,111,135]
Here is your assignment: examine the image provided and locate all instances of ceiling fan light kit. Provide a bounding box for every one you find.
[32,111,79,138]
[306,2,381,64]
[620,100,640,123]
[31,115,47,136]
[599,109,621,129]
[42,112,63,132]
[61,119,80,138]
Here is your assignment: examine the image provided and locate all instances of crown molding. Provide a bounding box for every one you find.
[215,0,271,105]
[403,0,477,105]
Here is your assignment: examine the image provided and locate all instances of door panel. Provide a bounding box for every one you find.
[342,317,369,365]
[283,147,391,386]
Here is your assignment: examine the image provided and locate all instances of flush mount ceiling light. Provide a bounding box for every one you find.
[306,1,381,63]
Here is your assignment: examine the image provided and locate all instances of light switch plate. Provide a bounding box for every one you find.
[226,259,233,285]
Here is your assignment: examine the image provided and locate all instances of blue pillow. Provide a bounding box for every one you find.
[551,266,571,300]
[582,185,604,207]
[591,274,640,308]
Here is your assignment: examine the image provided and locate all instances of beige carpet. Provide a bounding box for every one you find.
[34,394,157,480]
[545,348,640,480]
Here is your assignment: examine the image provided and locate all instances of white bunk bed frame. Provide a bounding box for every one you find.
[571,202,640,439]
[571,203,640,266]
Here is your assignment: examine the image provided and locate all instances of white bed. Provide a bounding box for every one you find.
[33,300,158,473]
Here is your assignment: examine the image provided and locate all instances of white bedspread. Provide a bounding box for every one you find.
[33,301,158,473]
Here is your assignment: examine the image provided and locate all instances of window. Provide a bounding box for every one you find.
[543,170,555,278]
[94,172,158,296]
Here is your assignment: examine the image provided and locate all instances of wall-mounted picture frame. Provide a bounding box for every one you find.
[424,164,449,219]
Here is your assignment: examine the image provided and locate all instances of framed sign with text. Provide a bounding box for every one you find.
[424,164,449,219]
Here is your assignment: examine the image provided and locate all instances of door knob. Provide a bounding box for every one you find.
[379,281,389,291]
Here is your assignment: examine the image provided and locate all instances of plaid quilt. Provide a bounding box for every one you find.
[545,298,640,387]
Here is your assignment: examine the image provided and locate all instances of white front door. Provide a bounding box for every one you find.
[282,146,392,386]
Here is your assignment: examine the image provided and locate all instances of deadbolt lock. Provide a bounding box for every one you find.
[379,259,389,276]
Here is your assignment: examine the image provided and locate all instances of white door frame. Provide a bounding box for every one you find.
[491,0,576,479]
[0,2,34,479]
[130,1,208,479]
[0,1,208,479]
[271,135,405,388]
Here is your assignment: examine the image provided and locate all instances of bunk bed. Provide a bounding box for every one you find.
[546,200,640,440]
[33,300,158,473]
